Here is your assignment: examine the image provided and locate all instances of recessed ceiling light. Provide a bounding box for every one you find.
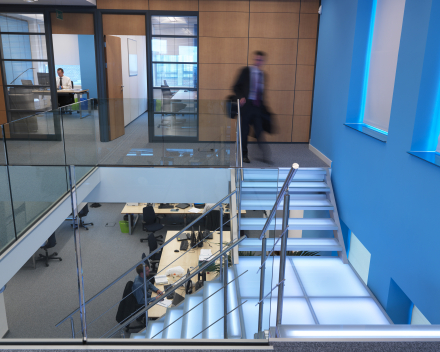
[24,0,38,2]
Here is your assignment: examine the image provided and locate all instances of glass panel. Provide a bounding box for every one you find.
[8,165,68,237]
[153,113,197,137]
[152,37,197,62]
[60,99,98,166]
[1,34,47,60]
[3,110,64,165]
[0,13,45,33]
[4,61,50,85]
[152,87,197,114]
[152,63,197,88]
[7,85,51,115]
[152,16,197,36]
[0,166,15,254]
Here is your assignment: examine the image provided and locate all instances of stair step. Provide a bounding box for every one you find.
[225,267,241,339]
[240,218,338,231]
[241,199,333,210]
[242,181,330,193]
[162,306,184,339]
[202,281,224,339]
[181,289,204,339]
[243,168,327,182]
[239,238,343,252]
[145,316,165,339]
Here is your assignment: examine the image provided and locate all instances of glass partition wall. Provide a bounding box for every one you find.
[150,15,198,141]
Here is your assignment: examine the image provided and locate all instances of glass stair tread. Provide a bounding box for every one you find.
[238,238,342,252]
[240,199,333,210]
[240,218,338,231]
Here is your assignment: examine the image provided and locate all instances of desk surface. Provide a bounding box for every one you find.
[148,230,230,318]
[172,90,196,100]
[121,203,242,215]
[57,89,89,94]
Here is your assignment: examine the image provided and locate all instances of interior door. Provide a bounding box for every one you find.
[104,35,124,140]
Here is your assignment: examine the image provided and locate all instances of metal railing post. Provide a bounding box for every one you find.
[219,205,224,280]
[70,317,75,339]
[142,262,148,323]
[223,252,228,339]
[258,236,267,333]
[68,165,87,342]
[276,191,290,335]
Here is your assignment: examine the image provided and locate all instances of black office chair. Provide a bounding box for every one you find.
[36,232,62,267]
[116,280,145,332]
[71,204,94,230]
[140,206,164,243]
[145,233,163,274]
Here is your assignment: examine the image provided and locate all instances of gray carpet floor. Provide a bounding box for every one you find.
[2,203,198,339]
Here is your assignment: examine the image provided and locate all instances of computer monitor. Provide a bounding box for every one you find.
[21,79,32,85]
[37,72,50,86]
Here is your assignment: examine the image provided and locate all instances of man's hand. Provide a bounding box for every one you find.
[239,97,246,106]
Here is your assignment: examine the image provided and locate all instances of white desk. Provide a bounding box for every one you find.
[172,90,196,101]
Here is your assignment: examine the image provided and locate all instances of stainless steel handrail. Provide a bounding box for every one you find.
[258,163,299,240]
[236,99,243,168]
[102,235,247,338]
[56,190,237,327]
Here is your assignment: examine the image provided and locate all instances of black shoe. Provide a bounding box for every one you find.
[243,156,250,163]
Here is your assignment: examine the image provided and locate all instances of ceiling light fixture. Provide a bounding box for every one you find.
[24,0,38,2]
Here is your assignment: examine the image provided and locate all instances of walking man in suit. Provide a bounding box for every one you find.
[233,51,271,164]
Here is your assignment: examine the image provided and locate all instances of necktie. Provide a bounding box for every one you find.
[59,78,62,88]
[255,71,262,106]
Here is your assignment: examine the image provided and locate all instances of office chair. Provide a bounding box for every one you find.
[36,232,62,267]
[140,206,164,243]
[144,233,163,274]
[71,204,94,230]
[116,280,145,332]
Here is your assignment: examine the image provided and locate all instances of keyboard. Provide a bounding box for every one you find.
[158,203,174,209]
[180,240,189,251]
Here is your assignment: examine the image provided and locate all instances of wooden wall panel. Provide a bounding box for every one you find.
[51,13,94,34]
[263,65,296,91]
[266,90,295,115]
[199,12,249,37]
[264,114,292,142]
[299,13,318,38]
[291,115,310,142]
[103,14,146,36]
[294,90,313,116]
[149,0,198,11]
[297,39,316,65]
[300,0,319,13]
[199,37,248,64]
[199,64,243,90]
[250,0,300,13]
[249,38,297,65]
[199,0,249,12]
[249,12,299,39]
[199,89,233,102]
[0,110,6,125]
[199,114,236,141]
[295,65,315,91]
[97,0,148,10]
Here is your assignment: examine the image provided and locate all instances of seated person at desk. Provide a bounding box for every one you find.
[56,68,73,107]
[132,263,163,307]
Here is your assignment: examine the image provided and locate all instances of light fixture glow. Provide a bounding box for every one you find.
[287,330,440,338]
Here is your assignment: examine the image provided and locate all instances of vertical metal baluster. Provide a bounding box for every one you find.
[219,205,224,280]
[258,236,267,334]
[70,316,75,339]
[276,191,290,336]
[223,253,228,339]
[68,165,87,342]
[143,262,148,324]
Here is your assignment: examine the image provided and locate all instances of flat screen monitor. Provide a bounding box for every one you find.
[21,79,32,85]
[37,72,50,86]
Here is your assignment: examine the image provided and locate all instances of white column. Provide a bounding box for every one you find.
[0,290,9,338]
[288,210,303,238]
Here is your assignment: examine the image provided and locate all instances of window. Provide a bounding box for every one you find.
[150,15,198,140]
[0,13,51,122]
[345,0,406,141]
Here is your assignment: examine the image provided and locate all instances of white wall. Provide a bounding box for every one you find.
[85,167,230,204]
[363,0,406,132]
[348,232,371,285]
[52,34,80,66]
[115,35,148,126]
[0,292,7,338]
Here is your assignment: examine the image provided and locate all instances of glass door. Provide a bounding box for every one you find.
[149,14,198,141]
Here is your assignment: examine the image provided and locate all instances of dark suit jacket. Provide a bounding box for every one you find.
[233,66,267,106]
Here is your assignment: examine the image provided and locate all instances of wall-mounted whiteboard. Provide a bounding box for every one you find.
[128,38,137,76]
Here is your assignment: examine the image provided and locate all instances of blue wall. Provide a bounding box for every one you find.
[78,35,98,99]
[311,0,440,323]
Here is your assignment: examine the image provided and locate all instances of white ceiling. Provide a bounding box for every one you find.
[0,0,96,6]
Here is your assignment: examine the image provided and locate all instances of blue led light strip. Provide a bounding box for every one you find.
[359,0,378,123]
[362,123,388,135]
